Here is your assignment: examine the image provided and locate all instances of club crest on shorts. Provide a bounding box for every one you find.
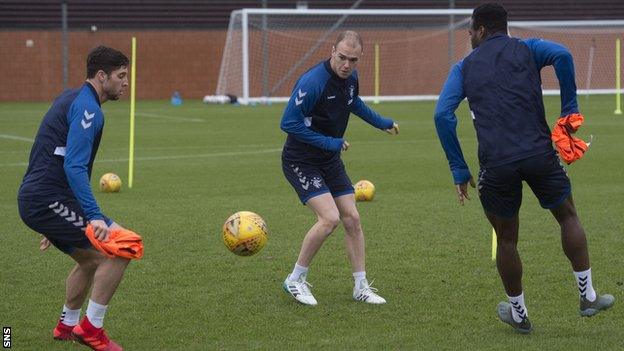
[312,177,323,189]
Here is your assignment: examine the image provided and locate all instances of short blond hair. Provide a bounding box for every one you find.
[334,30,363,49]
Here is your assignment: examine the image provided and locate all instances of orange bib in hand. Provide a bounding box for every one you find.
[85,224,144,259]
[551,113,589,165]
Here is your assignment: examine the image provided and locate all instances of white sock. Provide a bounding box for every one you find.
[574,268,597,302]
[507,293,528,323]
[60,305,80,326]
[288,263,309,281]
[353,271,367,288]
[86,299,108,328]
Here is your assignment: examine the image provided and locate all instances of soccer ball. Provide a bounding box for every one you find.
[222,211,268,256]
[354,180,375,201]
[99,173,122,193]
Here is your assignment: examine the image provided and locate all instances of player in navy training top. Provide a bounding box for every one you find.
[434,3,614,333]
[18,46,131,350]
[280,31,399,306]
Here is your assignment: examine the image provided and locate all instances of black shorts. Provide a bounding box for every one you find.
[282,157,354,204]
[477,152,571,218]
[18,195,111,254]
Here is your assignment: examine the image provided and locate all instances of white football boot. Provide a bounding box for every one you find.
[283,274,318,306]
[353,279,387,304]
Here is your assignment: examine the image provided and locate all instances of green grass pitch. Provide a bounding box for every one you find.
[1,95,622,350]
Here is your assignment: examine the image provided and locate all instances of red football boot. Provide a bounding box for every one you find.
[72,317,123,351]
[53,320,75,340]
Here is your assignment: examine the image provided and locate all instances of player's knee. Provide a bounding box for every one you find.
[552,196,578,222]
[72,248,104,268]
[79,256,102,273]
[497,239,518,252]
[341,212,361,230]
[115,256,131,267]
[319,214,340,233]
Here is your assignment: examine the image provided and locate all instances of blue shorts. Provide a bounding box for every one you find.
[18,195,110,254]
[282,157,354,204]
[477,151,571,218]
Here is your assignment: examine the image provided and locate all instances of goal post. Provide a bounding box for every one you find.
[216,8,624,104]
[216,8,473,104]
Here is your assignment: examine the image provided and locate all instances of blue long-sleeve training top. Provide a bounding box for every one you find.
[19,83,106,221]
[434,34,578,184]
[281,59,394,163]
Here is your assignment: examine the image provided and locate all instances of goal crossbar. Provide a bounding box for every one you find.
[217,8,624,104]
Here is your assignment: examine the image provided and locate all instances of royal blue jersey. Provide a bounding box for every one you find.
[19,83,106,221]
[434,34,578,184]
[281,59,394,163]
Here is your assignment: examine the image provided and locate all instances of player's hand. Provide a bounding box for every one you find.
[108,221,125,231]
[90,219,110,242]
[39,236,51,251]
[342,140,350,151]
[385,122,399,135]
[456,177,476,205]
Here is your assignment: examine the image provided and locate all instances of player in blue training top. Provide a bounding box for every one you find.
[280,30,399,306]
[434,3,614,333]
[18,46,130,350]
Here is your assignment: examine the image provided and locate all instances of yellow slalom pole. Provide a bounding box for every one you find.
[491,228,497,261]
[374,43,380,104]
[615,38,622,115]
[128,37,137,188]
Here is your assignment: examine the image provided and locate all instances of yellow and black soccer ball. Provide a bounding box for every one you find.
[222,211,268,256]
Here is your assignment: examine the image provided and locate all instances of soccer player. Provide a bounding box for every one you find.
[434,3,614,333]
[18,46,131,350]
[280,30,399,306]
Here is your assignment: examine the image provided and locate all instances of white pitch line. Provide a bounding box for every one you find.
[136,112,204,123]
[96,148,282,163]
[1,147,282,167]
[0,134,34,142]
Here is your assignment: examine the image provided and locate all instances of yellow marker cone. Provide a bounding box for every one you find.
[128,37,137,188]
[491,228,497,261]
[616,38,622,115]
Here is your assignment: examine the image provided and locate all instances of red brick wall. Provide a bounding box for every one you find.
[0,30,226,101]
[1,28,620,101]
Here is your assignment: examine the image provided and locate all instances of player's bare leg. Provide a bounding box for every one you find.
[335,194,385,304]
[486,212,531,333]
[296,193,341,267]
[70,225,130,351]
[550,195,614,316]
[334,194,365,272]
[89,256,130,305]
[88,221,131,305]
[486,212,522,296]
[66,249,102,309]
[53,248,102,340]
[550,195,589,271]
[283,193,340,305]
[55,246,129,348]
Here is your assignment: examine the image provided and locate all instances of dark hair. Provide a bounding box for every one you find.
[86,46,129,78]
[472,3,507,35]
[334,30,363,49]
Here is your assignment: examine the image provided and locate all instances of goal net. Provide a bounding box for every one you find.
[508,20,624,97]
[216,9,624,104]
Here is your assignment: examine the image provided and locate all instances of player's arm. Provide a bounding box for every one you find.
[350,97,397,133]
[350,71,397,133]
[434,62,472,185]
[64,103,107,223]
[523,38,578,116]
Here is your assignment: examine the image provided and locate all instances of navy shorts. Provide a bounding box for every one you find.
[477,151,571,218]
[18,195,110,254]
[282,157,354,204]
